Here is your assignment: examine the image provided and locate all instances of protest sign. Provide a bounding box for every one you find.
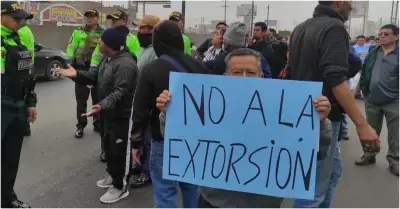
[163,72,322,200]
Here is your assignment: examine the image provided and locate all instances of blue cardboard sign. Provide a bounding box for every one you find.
[163,72,323,200]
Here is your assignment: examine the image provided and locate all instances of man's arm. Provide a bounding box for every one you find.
[98,60,137,110]
[130,66,154,149]
[184,36,192,55]
[196,38,211,55]
[319,24,368,127]
[73,65,100,86]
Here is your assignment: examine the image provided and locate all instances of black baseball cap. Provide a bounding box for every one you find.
[1,1,33,19]
[169,11,183,21]
[84,9,99,17]
[106,10,128,20]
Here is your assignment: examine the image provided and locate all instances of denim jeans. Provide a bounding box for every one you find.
[150,140,198,208]
[132,126,151,177]
[341,114,348,134]
[293,121,342,208]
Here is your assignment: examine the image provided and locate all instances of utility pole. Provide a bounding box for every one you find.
[250,0,255,35]
[222,0,228,23]
[266,5,270,26]
[391,0,395,23]
[182,1,186,33]
[362,1,368,35]
[143,2,146,18]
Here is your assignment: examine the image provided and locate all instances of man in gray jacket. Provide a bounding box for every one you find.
[56,26,138,204]
[156,48,333,208]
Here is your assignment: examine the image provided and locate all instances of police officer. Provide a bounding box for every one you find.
[1,1,37,207]
[18,16,35,137]
[168,11,191,55]
[90,9,140,162]
[66,9,105,138]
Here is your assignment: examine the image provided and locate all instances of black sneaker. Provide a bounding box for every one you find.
[100,150,106,162]
[24,129,31,137]
[355,155,376,166]
[75,128,84,138]
[130,174,151,188]
[93,126,101,133]
[389,164,399,176]
[4,199,32,208]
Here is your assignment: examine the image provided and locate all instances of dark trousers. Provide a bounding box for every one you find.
[75,83,100,129]
[198,195,217,208]
[1,106,26,204]
[103,117,132,190]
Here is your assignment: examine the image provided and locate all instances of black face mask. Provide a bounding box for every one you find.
[138,33,153,48]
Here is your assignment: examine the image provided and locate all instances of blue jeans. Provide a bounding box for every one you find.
[341,114,348,133]
[320,141,342,207]
[132,126,151,177]
[293,121,342,208]
[150,140,198,208]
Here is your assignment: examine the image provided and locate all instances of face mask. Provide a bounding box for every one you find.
[138,33,153,48]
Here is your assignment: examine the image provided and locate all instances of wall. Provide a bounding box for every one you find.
[30,25,212,50]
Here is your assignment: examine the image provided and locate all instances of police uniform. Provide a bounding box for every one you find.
[18,24,35,136]
[1,1,36,208]
[66,9,105,137]
[169,11,192,55]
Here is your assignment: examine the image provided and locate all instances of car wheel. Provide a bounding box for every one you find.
[46,60,62,81]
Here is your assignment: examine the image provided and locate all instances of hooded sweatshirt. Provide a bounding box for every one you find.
[130,20,209,149]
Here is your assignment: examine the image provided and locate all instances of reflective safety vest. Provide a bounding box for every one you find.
[66,25,105,68]
[90,32,140,67]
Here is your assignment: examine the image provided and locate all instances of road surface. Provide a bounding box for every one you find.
[14,78,399,208]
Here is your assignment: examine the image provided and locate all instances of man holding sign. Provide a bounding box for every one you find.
[156,48,333,207]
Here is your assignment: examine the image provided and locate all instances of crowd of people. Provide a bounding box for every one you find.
[1,0,398,208]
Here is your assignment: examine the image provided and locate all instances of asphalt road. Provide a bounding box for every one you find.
[14,78,399,208]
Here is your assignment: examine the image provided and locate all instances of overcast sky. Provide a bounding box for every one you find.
[104,1,396,31]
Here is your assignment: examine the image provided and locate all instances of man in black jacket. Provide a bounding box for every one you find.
[56,26,138,204]
[130,20,209,208]
[287,1,378,208]
[248,22,287,78]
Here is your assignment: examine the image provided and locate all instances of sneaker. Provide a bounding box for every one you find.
[24,129,31,137]
[75,128,84,138]
[130,174,151,188]
[100,186,129,204]
[99,150,106,163]
[341,132,349,140]
[389,164,399,176]
[355,155,376,166]
[97,175,113,188]
[93,126,101,133]
[4,199,32,208]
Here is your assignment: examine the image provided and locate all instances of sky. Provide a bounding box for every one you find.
[118,0,397,31]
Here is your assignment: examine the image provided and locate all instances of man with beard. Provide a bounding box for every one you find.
[248,22,287,78]
[66,9,104,138]
[57,25,138,204]
[90,9,140,162]
[130,20,209,207]
[287,1,379,207]
[129,14,160,188]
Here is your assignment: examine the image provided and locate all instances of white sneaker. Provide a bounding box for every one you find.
[96,175,113,188]
[99,186,129,204]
